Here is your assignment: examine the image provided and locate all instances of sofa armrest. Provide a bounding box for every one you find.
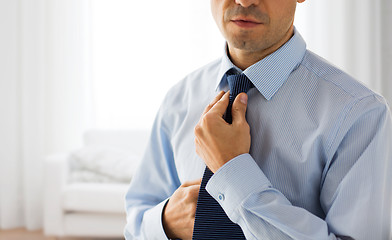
[43,153,68,236]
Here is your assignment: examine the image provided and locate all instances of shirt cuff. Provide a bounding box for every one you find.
[205,153,272,221]
[142,198,170,240]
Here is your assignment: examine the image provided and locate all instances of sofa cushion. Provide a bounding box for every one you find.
[68,145,140,183]
[63,183,128,214]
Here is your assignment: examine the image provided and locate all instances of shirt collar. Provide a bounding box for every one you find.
[216,27,307,101]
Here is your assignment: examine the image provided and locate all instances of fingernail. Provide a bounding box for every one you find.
[240,94,248,104]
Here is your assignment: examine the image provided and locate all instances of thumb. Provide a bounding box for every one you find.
[231,93,248,123]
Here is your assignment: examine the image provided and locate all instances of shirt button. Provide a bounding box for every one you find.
[218,193,225,201]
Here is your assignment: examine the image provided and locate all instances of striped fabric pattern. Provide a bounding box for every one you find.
[124,28,392,240]
[193,167,245,239]
[224,72,254,124]
[193,72,253,239]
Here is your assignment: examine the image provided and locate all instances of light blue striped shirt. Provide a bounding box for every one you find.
[124,29,392,239]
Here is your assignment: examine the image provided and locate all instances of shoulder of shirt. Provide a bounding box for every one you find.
[301,51,391,156]
[300,50,385,103]
[300,50,391,130]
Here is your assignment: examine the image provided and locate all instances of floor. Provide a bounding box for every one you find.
[0,228,124,240]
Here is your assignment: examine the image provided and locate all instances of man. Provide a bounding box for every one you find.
[125,0,392,239]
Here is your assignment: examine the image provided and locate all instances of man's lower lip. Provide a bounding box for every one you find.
[231,20,260,28]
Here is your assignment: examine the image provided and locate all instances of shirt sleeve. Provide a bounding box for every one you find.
[206,95,392,240]
[124,103,181,240]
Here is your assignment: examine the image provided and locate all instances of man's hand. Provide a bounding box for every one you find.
[162,179,201,240]
[194,91,251,173]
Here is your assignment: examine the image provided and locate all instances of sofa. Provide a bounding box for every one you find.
[43,129,150,238]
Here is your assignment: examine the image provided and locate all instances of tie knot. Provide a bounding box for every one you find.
[222,72,253,124]
[227,73,254,97]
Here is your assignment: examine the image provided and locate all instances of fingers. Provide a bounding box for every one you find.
[181,178,202,187]
[187,184,201,201]
[208,91,230,117]
[202,91,248,124]
[181,179,202,202]
[231,92,248,124]
[202,91,226,116]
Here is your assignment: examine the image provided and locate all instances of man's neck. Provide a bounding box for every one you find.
[228,25,294,70]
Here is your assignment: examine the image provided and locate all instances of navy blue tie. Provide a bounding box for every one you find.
[193,71,253,239]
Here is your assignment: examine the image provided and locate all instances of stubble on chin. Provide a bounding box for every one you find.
[223,5,271,52]
[228,31,270,52]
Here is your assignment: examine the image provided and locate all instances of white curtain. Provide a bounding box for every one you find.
[0,0,92,230]
[295,0,392,105]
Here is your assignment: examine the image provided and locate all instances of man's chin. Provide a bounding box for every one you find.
[228,38,265,52]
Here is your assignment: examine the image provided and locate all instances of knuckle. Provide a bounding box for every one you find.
[203,112,214,123]
[194,124,201,136]
[207,102,214,110]
[237,120,249,128]
[242,122,250,130]
[184,188,193,200]
[183,186,198,199]
[197,115,210,130]
[232,105,240,112]
[233,102,245,111]
[180,181,190,188]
